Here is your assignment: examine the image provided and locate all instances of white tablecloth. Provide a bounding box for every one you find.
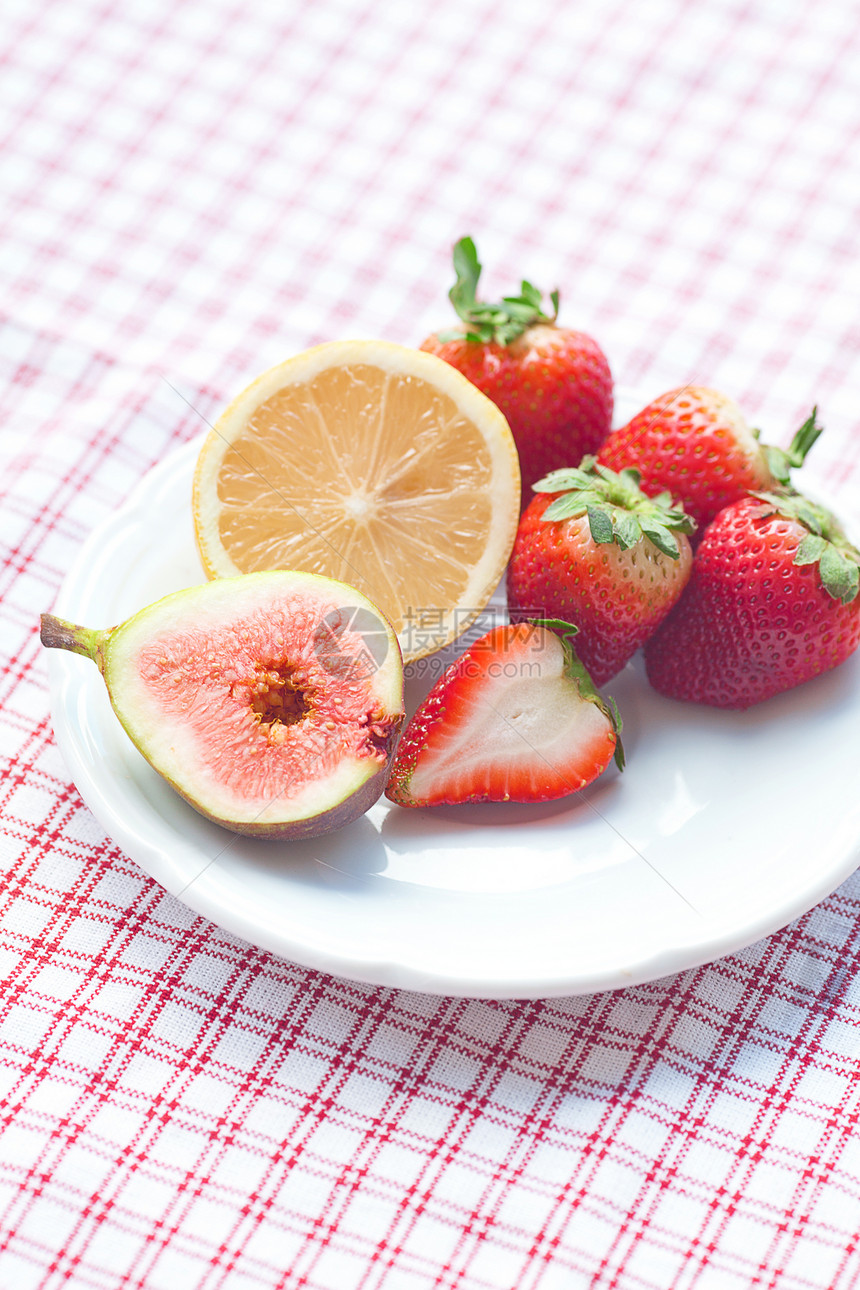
[3,1,860,1286]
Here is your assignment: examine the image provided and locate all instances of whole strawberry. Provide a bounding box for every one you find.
[644,490,860,708]
[597,389,821,532]
[507,459,696,685]
[421,237,613,501]
[385,620,622,808]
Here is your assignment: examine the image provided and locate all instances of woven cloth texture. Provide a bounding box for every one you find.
[2,0,860,1287]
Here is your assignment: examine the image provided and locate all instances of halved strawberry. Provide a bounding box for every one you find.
[385,621,622,808]
[421,237,613,502]
[597,389,821,532]
[644,489,860,708]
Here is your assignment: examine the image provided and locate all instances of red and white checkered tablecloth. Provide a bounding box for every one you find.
[3,0,860,1286]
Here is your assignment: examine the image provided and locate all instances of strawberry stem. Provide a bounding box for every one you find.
[765,406,823,485]
[444,236,559,346]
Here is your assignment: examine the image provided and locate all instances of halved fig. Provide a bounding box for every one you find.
[42,571,405,839]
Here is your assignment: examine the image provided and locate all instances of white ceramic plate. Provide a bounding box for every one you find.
[46,409,860,998]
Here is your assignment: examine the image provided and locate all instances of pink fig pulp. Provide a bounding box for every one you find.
[42,571,405,839]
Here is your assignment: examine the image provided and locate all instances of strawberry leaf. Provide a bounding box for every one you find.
[586,505,615,545]
[510,280,543,312]
[501,299,537,322]
[664,507,698,534]
[542,494,589,521]
[651,489,676,509]
[794,534,828,566]
[541,488,607,519]
[616,466,643,491]
[817,544,860,604]
[449,236,481,316]
[638,518,681,559]
[533,467,593,493]
[613,512,642,550]
[798,500,825,534]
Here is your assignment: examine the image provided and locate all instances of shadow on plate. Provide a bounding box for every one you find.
[635,643,860,734]
[199,813,390,891]
[380,770,624,842]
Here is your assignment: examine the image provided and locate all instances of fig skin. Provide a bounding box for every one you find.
[220,752,397,840]
[42,571,405,840]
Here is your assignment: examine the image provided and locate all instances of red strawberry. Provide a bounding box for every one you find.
[643,490,860,708]
[385,620,622,808]
[420,237,613,501]
[597,389,822,532]
[507,459,696,685]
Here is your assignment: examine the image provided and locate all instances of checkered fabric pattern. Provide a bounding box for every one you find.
[3,0,860,1286]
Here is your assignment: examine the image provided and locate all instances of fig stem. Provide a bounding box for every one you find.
[40,614,107,673]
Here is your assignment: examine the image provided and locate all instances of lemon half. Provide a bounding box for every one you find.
[192,340,520,662]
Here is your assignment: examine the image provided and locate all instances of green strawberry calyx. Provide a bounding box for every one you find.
[437,235,560,346]
[750,489,860,604]
[760,406,824,486]
[529,618,625,771]
[533,458,697,559]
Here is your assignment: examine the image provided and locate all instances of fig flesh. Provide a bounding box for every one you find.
[42,571,405,839]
